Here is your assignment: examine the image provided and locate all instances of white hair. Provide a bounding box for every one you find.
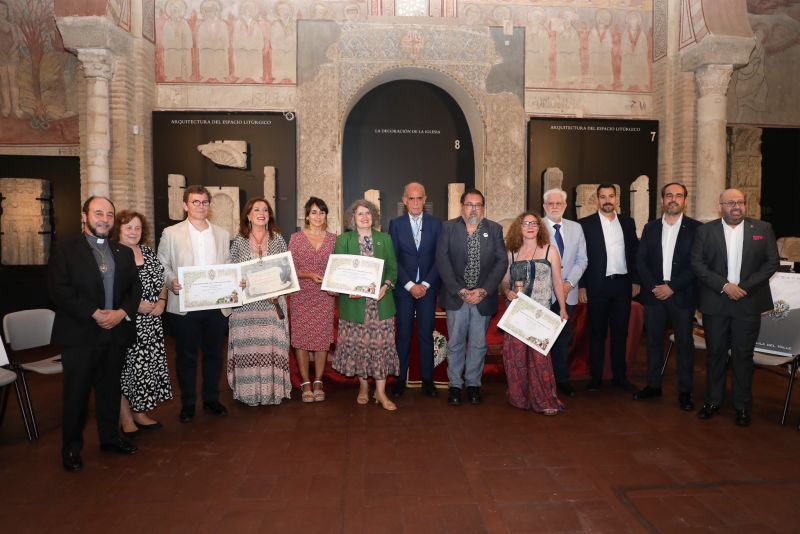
[543,188,567,203]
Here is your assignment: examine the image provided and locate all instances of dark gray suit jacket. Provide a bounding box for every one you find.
[435,217,508,316]
[690,217,779,317]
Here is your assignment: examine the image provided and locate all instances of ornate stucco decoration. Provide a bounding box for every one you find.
[197,140,248,168]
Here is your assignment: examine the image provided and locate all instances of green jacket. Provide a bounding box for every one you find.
[335,230,397,323]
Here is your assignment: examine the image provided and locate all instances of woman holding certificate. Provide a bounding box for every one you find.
[228,198,292,406]
[288,197,336,403]
[500,212,568,415]
[332,199,400,411]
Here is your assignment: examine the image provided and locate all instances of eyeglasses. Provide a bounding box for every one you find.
[190,200,211,207]
[463,203,484,209]
[720,200,745,208]
[544,202,565,207]
[521,221,539,227]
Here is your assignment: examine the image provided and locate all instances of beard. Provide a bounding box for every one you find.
[86,220,111,239]
[600,203,616,213]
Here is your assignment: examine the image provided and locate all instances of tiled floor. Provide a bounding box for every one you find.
[2,342,800,533]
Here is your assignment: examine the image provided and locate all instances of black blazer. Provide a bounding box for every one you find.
[690,218,779,316]
[436,217,508,316]
[578,212,639,295]
[388,212,442,294]
[636,215,701,309]
[48,234,142,347]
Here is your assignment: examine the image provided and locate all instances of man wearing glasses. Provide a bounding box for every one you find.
[691,188,779,426]
[436,188,508,406]
[542,188,588,398]
[158,185,231,423]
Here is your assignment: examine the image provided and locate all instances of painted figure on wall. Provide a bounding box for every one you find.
[620,10,650,91]
[732,27,768,122]
[462,4,481,26]
[232,0,265,82]
[196,0,230,82]
[587,8,614,89]
[524,7,550,87]
[553,8,580,87]
[270,1,296,83]
[0,2,23,118]
[161,0,192,81]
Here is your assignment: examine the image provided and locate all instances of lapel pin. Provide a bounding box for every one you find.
[483,232,488,238]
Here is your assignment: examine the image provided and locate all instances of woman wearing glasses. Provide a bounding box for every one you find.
[331,199,400,410]
[227,198,292,406]
[500,211,568,415]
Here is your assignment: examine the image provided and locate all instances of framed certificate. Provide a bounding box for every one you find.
[178,264,241,312]
[497,292,566,356]
[239,251,300,305]
[321,254,384,300]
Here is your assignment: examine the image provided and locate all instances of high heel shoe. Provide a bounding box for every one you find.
[374,395,397,411]
[357,388,370,405]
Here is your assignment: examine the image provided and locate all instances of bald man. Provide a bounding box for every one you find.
[691,188,779,426]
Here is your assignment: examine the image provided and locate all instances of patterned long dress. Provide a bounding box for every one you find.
[287,231,336,352]
[227,233,291,405]
[502,248,564,413]
[121,245,173,412]
[332,235,399,379]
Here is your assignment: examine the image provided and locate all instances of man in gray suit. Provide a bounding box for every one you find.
[542,188,588,397]
[436,189,508,406]
[691,188,779,426]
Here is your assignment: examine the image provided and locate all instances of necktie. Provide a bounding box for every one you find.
[412,217,421,249]
[553,223,565,258]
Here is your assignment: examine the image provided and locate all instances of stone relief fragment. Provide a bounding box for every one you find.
[630,175,649,237]
[197,140,248,168]
[0,177,52,265]
[543,167,564,192]
[448,183,465,220]
[364,189,380,229]
[168,173,187,220]
[575,183,620,219]
[263,166,276,214]
[207,186,240,237]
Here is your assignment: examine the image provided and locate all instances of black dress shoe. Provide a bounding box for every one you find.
[678,393,695,411]
[203,401,228,417]
[392,381,406,399]
[100,438,138,455]
[735,409,751,427]
[135,421,163,431]
[633,385,662,400]
[697,403,720,420]
[467,386,482,405]
[611,378,638,393]
[421,380,438,397]
[556,382,576,398]
[121,429,140,439]
[179,405,195,423]
[586,378,602,392]
[62,451,83,472]
[448,387,462,406]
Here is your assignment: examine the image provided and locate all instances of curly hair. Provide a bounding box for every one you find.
[345,199,380,231]
[239,197,281,239]
[505,211,549,253]
[112,210,151,246]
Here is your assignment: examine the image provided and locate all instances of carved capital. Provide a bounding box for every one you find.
[694,64,733,98]
[76,48,115,80]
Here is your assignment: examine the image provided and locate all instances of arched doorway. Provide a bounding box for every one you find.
[342,80,474,229]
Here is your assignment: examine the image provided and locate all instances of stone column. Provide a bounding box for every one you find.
[76,48,115,198]
[694,63,733,222]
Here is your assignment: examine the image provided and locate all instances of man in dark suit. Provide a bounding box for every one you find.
[48,196,142,472]
[634,182,701,410]
[691,188,779,426]
[436,188,508,406]
[579,184,640,392]
[388,182,442,398]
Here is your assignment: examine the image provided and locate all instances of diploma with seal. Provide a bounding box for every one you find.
[178,264,241,312]
[321,254,385,300]
[497,292,567,356]
[239,251,300,305]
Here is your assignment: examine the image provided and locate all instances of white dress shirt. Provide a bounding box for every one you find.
[188,220,218,266]
[661,214,682,282]
[403,213,430,292]
[723,220,744,284]
[600,213,627,276]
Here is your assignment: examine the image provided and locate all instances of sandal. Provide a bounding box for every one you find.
[357,386,370,405]
[300,381,314,403]
[313,380,325,402]
[374,394,397,411]
[542,408,559,416]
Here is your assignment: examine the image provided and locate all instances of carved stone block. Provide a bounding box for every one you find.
[168,173,186,221]
[630,175,649,238]
[197,140,248,169]
[263,166,276,214]
[575,183,620,219]
[364,189,381,229]
[777,237,800,263]
[543,167,564,192]
[0,178,52,265]
[207,186,241,238]
[448,183,465,220]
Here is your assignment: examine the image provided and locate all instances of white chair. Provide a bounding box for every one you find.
[0,366,35,440]
[3,309,62,440]
[660,313,706,376]
[753,351,800,425]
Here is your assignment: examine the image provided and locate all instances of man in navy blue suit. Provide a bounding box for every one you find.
[579,184,640,392]
[388,182,442,398]
[634,182,700,410]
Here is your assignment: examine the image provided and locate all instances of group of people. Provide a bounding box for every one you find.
[47,181,779,473]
